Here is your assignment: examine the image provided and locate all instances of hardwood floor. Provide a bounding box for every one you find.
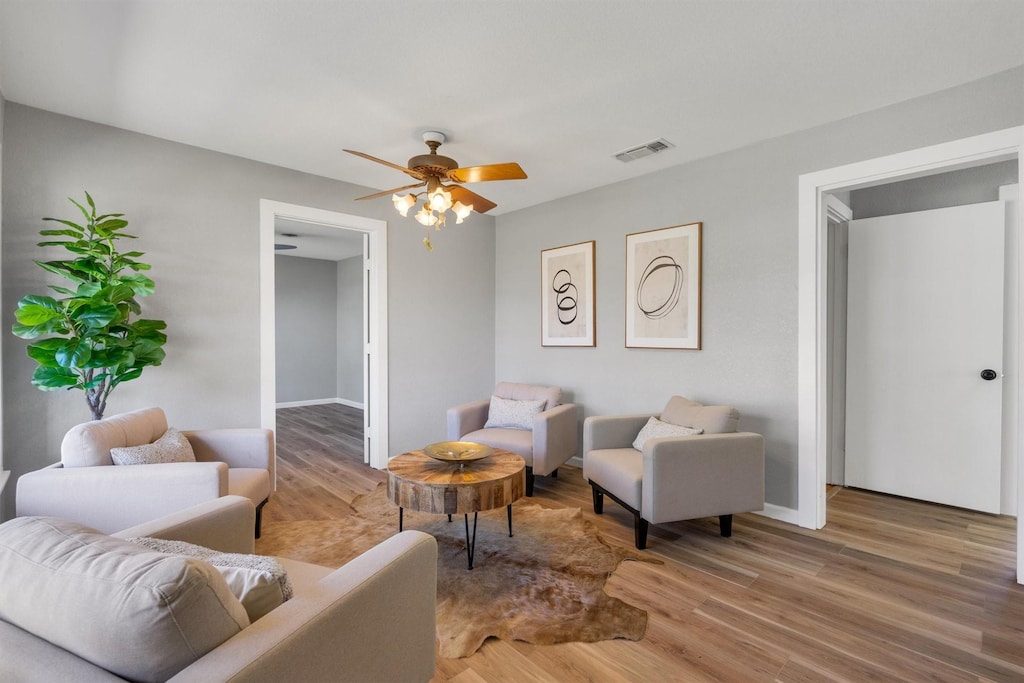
[262,404,1024,682]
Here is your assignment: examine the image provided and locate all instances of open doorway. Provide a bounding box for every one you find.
[258,200,389,470]
[797,126,1024,583]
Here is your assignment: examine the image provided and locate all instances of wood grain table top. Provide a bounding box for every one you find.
[387,448,526,515]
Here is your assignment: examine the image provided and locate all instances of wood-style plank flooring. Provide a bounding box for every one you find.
[261,404,1024,682]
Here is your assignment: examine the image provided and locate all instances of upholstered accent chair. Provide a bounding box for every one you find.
[447,382,578,496]
[583,396,765,549]
[17,407,275,537]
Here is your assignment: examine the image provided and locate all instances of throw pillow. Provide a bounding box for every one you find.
[129,537,293,622]
[0,516,248,683]
[484,395,547,430]
[110,426,196,466]
[632,416,704,451]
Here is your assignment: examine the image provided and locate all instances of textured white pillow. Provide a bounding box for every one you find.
[484,395,547,430]
[129,537,293,622]
[110,426,196,465]
[632,416,704,451]
[0,517,248,683]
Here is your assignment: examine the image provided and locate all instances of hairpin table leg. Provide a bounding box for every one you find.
[507,504,513,537]
[464,512,479,570]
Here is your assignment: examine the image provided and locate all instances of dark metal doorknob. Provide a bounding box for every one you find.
[981,369,998,381]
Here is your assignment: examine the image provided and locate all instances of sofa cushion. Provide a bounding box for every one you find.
[484,395,546,430]
[0,516,249,683]
[493,381,562,411]
[583,448,643,509]
[62,407,169,467]
[660,395,740,434]
[110,427,196,466]
[632,416,704,451]
[462,427,534,464]
[128,537,293,622]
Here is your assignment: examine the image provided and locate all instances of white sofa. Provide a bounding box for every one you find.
[0,495,438,682]
[16,407,274,535]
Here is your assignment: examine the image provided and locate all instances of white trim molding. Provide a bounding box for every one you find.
[259,200,389,470]
[797,127,1023,583]
[276,398,366,410]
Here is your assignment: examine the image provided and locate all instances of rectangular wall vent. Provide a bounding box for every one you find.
[613,138,675,163]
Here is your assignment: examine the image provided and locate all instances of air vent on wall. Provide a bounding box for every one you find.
[613,138,675,163]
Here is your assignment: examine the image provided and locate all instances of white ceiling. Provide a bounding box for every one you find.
[1,1,1022,217]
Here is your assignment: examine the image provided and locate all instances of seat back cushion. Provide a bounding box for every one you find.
[0,516,249,683]
[62,407,169,467]
[494,381,562,411]
[660,395,740,434]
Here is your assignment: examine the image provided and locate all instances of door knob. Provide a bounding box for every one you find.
[980,369,998,381]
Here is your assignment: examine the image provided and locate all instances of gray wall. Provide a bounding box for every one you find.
[337,255,363,404]
[275,255,339,403]
[851,160,1019,219]
[493,66,1024,511]
[1,105,498,520]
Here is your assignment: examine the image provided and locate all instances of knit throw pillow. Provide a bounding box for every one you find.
[484,395,547,430]
[110,427,196,465]
[632,416,704,451]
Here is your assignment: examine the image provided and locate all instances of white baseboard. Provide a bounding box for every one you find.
[754,502,800,525]
[276,398,365,410]
[567,456,583,469]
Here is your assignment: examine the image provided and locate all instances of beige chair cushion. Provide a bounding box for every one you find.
[660,395,740,434]
[462,427,534,465]
[494,381,562,411]
[228,468,272,505]
[584,448,643,509]
[0,516,249,683]
[62,407,169,467]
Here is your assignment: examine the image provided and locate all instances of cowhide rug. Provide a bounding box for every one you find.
[257,483,653,658]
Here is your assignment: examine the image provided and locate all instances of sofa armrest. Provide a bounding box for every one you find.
[112,495,256,554]
[531,403,579,475]
[16,461,228,534]
[184,428,275,477]
[583,414,651,453]
[168,531,438,683]
[446,399,490,439]
[643,432,765,524]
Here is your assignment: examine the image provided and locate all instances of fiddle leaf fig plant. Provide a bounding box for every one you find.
[12,192,168,420]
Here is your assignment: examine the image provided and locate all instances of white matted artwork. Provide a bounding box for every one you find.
[625,222,701,349]
[541,240,596,347]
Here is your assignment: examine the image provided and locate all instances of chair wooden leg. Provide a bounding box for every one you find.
[634,514,649,550]
[255,499,268,539]
[719,514,733,537]
[591,483,604,514]
[525,466,535,497]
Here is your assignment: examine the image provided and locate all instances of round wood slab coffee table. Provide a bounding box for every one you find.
[387,447,526,569]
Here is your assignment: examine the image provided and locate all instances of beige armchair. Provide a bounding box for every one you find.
[0,496,437,682]
[583,396,764,549]
[16,407,274,536]
[447,381,578,496]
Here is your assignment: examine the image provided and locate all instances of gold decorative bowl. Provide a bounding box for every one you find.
[424,441,494,463]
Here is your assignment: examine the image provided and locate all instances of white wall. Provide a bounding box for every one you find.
[493,66,1024,511]
[336,255,363,404]
[1,105,498,520]
[275,255,338,403]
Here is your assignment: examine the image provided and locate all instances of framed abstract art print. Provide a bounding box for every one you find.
[625,222,701,349]
[541,240,596,347]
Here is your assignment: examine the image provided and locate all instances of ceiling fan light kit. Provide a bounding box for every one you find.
[346,130,526,251]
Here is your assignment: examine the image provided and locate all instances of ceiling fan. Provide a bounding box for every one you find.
[344,131,526,250]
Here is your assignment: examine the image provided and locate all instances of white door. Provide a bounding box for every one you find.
[845,201,1005,513]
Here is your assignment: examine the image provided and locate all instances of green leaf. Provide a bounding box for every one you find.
[48,285,77,296]
[39,228,85,238]
[12,323,43,339]
[70,304,119,329]
[26,339,64,367]
[31,366,80,391]
[110,367,144,388]
[120,274,155,296]
[55,338,93,368]
[96,219,128,231]
[42,218,86,232]
[68,197,92,223]
[15,296,62,326]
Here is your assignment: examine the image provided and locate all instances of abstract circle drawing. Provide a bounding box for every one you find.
[636,256,683,320]
[552,268,579,325]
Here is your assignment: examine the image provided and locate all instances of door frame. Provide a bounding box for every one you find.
[797,126,1024,581]
[259,200,390,470]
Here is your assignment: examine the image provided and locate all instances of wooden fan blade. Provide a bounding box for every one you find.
[355,182,426,201]
[448,162,527,184]
[344,149,424,179]
[447,185,497,214]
